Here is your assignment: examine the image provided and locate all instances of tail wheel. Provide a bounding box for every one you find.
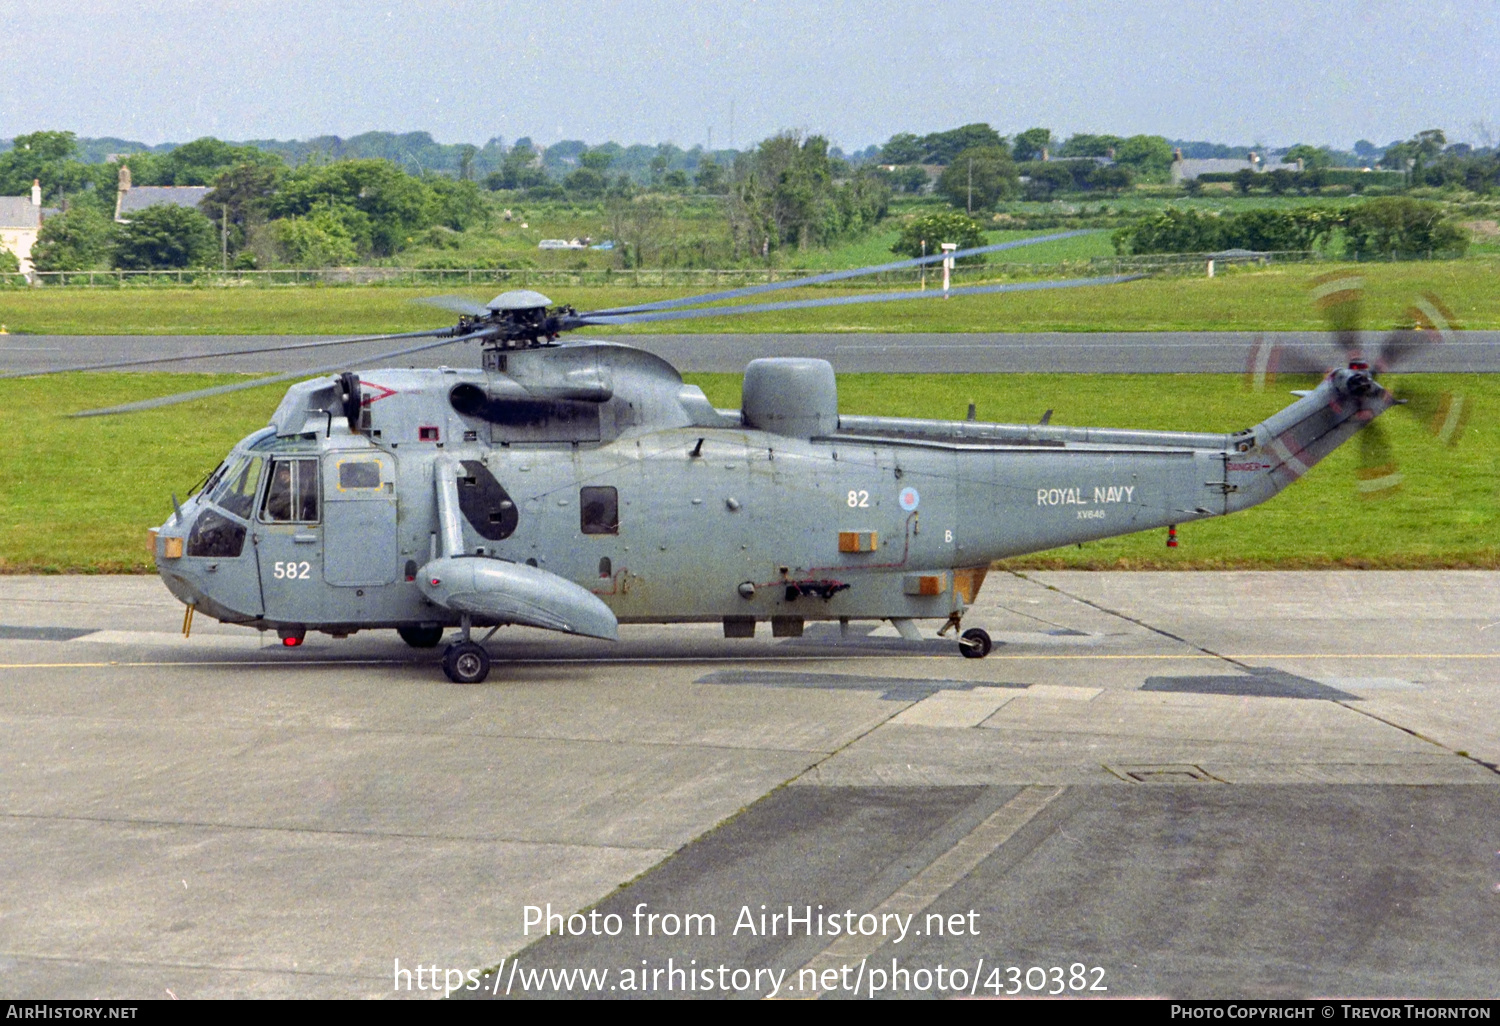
[442,640,491,684]
[398,625,444,648]
[959,627,992,659]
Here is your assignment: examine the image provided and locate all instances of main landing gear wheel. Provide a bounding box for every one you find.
[442,641,491,684]
[397,625,445,648]
[959,627,992,659]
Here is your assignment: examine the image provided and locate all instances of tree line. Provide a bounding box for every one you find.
[3,128,889,271]
[3,121,1494,272]
[2,131,488,271]
[1113,198,1469,258]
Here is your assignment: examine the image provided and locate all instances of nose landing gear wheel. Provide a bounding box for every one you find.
[442,640,491,683]
[398,625,445,648]
[959,627,992,659]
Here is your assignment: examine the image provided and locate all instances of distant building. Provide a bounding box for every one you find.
[0,179,44,277]
[114,164,212,222]
[1171,150,1303,182]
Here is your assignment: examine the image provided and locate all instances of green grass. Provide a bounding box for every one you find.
[727,227,1119,272]
[0,373,275,572]
[1,371,1495,573]
[4,260,1500,335]
[981,229,1119,262]
[391,196,737,270]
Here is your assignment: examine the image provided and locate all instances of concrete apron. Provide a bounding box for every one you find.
[0,571,1495,998]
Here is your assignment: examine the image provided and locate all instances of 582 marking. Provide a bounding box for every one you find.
[273,561,312,580]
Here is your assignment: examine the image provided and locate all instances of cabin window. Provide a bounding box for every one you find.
[598,557,612,578]
[262,458,320,523]
[580,486,619,535]
[337,460,382,490]
[210,456,263,519]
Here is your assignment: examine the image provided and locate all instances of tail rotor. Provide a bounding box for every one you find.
[1245,274,1469,500]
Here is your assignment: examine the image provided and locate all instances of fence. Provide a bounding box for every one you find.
[7,250,1333,290]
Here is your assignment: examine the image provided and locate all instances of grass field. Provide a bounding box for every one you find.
[773,227,1120,270]
[3,259,1498,335]
[1,371,1493,573]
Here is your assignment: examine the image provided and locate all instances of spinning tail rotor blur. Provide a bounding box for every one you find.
[1244,273,1470,499]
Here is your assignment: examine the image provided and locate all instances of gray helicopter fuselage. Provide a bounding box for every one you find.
[151,340,1388,638]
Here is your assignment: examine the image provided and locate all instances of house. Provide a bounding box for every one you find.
[1171,150,1303,183]
[0,179,44,276]
[113,164,212,221]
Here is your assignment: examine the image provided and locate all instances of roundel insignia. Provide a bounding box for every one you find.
[898,487,920,511]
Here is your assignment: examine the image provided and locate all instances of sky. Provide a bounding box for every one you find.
[2,0,1497,151]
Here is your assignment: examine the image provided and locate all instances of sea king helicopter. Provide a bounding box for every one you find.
[24,232,1463,683]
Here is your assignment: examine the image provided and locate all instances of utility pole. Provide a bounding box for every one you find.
[221,205,228,272]
[967,157,973,215]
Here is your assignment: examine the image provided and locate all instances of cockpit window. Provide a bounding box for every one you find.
[196,460,228,498]
[261,458,320,523]
[243,427,278,451]
[210,456,263,519]
[187,508,247,558]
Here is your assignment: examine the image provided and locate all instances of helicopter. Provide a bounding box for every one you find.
[14,234,1455,683]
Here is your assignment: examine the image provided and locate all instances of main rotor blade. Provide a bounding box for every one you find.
[1,328,456,380]
[416,294,492,317]
[574,273,1144,327]
[580,231,1101,318]
[68,330,490,418]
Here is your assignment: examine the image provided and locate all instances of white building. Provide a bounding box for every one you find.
[0,179,43,277]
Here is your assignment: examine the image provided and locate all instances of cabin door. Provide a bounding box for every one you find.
[322,452,399,587]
